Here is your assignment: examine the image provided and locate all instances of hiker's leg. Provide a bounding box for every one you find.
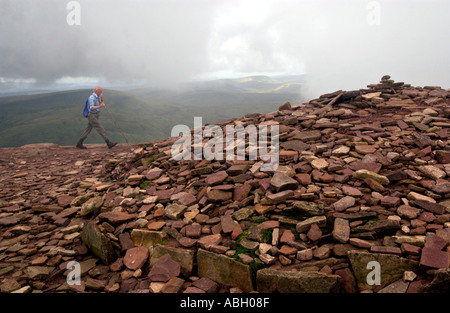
[90,113,109,142]
[90,112,117,148]
[79,118,93,142]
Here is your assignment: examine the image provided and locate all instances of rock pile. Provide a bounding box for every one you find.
[0,77,449,293]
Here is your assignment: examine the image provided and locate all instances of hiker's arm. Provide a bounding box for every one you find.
[97,94,105,109]
[92,102,105,109]
[89,96,105,110]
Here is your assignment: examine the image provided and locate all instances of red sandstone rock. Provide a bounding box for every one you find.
[1,77,449,294]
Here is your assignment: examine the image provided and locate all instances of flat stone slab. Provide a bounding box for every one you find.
[164,203,188,220]
[270,172,299,192]
[26,266,50,280]
[98,211,136,224]
[349,162,382,173]
[124,247,149,270]
[420,248,450,269]
[130,229,168,248]
[378,279,409,293]
[331,196,356,212]
[205,171,228,186]
[418,165,446,180]
[292,130,322,141]
[353,169,390,185]
[150,245,195,278]
[81,222,116,265]
[206,189,233,202]
[332,212,377,221]
[148,254,180,282]
[256,268,341,293]
[0,216,20,226]
[415,200,446,214]
[355,145,377,154]
[220,215,239,234]
[280,140,309,151]
[333,218,350,243]
[348,251,419,290]
[353,219,400,233]
[197,249,254,293]
[296,216,327,233]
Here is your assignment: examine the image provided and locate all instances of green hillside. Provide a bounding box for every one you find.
[0,77,303,148]
[0,90,183,147]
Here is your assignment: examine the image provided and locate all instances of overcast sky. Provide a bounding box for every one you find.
[1,0,449,98]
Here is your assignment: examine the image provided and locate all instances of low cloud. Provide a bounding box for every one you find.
[1,0,449,98]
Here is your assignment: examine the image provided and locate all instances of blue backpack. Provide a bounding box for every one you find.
[83,98,89,117]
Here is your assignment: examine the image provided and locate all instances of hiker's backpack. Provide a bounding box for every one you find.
[83,98,89,117]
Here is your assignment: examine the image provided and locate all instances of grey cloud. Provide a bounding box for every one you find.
[0,0,220,86]
[269,0,450,99]
[0,0,449,97]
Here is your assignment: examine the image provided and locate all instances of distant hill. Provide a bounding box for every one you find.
[0,76,304,147]
[0,89,175,147]
[132,75,304,106]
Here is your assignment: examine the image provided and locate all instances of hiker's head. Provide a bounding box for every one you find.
[93,86,102,97]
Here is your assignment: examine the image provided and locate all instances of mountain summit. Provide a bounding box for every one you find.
[0,76,449,294]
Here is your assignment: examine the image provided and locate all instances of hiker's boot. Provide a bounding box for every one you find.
[76,140,87,149]
[106,140,118,149]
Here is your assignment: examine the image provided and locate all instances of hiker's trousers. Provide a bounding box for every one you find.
[79,112,108,142]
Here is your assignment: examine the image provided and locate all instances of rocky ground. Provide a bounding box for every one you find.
[1,76,449,294]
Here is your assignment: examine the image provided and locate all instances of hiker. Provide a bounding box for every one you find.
[76,86,118,149]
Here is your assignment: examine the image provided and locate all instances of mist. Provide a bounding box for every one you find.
[1,0,449,100]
